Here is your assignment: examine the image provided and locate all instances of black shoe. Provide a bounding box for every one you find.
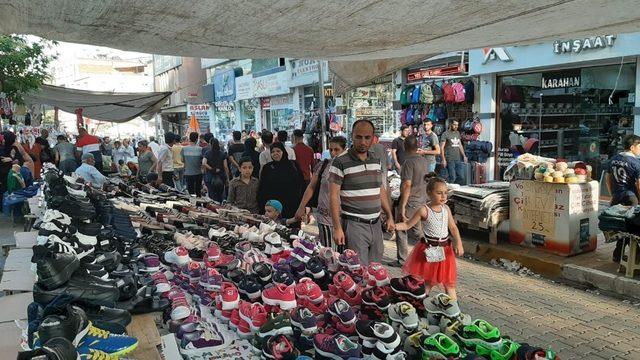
[33,272,120,307]
[38,305,90,346]
[83,305,132,333]
[32,245,80,290]
[17,337,78,360]
[94,250,122,272]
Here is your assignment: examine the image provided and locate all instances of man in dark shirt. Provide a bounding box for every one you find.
[606,134,640,206]
[292,129,314,185]
[227,131,245,178]
[391,125,410,172]
[606,134,640,263]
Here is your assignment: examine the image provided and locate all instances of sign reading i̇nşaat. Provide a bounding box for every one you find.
[541,69,581,89]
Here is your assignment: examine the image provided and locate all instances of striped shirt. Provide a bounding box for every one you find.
[329,148,382,220]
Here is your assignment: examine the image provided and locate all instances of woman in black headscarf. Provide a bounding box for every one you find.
[258,141,304,218]
[203,138,230,202]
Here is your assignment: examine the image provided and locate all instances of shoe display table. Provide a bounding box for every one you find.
[1,248,36,295]
[126,313,162,360]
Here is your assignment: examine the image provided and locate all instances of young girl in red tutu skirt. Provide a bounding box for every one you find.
[395,175,464,300]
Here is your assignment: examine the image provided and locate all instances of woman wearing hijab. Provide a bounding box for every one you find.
[242,137,261,178]
[258,142,305,219]
[202,138,230,202]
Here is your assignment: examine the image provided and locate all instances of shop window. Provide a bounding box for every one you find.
[347,83,395,138]
[497,63,636,181]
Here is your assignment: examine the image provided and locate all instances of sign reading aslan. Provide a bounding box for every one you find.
[553,35,615,54]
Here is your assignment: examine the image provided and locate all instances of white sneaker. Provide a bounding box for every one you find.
[264,232,282,246]
[74,232,97,246]
[42,209,71,225]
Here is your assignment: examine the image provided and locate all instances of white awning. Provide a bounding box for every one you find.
[3,0,640,90]
[23,85,171,123]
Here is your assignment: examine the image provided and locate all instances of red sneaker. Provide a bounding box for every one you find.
[302,296,329,315]
[295,277,324,304]
[229,308,241,330]
[237,318,252,338]
[221,282,240,310]
[367,262,390,287]
[339,286,362,307]
[205,242,221,267]
[261,283,297,310]
[333,271,357,294]
[239,301,268,332]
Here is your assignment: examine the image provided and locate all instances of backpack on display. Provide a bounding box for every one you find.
[452,82,466,103]
[464,80,475,103]
[413,107,423,126]
[432,83,444,103]
[434,123,445,136]
[502,85,524,103]
[435,105,447,121]
[462,118,474,133]
[406,85,416,106]
[400,87,410,106]
[411,85,421,104]
[443,82,455,103]
[422,105,430,122]
[406,108,415,125]
[427,106,437,121]
[420,84,434,104]
[400,109,408,125]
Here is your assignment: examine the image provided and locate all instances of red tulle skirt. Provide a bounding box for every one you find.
[402,241,457,287]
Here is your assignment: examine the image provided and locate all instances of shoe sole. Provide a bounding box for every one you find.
[38,257,80,290]
[390,284,426,299]
[261,296,297,310]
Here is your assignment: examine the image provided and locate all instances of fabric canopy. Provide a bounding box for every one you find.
[23,85,171,123]
[3,0,640,90]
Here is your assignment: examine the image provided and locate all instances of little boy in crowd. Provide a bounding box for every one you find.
[264,199,299,229]
[227,157,260,213]
[118,159,132,177]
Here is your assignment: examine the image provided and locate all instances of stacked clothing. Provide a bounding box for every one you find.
[449,182,510,229]
[599,205,640,234]
[465,141,493,163]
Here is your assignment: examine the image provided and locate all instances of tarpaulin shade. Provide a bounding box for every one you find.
[3,0,640,89]
[23,85,171,123]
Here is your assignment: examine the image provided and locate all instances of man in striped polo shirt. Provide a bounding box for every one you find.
[329,120,395,264]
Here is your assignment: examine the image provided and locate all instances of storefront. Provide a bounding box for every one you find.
[212,67,238,141]
[234,74,259,133]
[345,78,395,139]
[186,103,213,134]
[253,67,295,133]
[469,32,640,181]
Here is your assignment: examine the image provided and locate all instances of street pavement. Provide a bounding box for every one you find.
[381,239,640,359]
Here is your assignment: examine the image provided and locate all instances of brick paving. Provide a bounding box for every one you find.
[380,239,640,359]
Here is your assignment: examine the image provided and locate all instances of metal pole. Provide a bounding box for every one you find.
[318,60,327,151]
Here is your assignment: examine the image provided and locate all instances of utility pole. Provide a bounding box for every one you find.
[317,60,327,151]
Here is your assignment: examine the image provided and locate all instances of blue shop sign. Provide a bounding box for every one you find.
[214,68,236,102]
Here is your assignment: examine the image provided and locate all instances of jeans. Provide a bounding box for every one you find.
[185,174,203,196]
[174,167,185,191]
[446,159,466,185]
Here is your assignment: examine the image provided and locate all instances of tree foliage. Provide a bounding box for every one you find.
[0,35,56,104]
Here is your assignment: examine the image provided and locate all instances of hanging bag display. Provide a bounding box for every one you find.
[464,80,475,104]
[435,105,447,121]
[400,109,408,125]
[400,87,410,106]
[413,106,423,126]
[420,84,434,104]
[406,107,415,125]
[411,85,421,104]
[443,82,455,103]
[431,83,444,103]
[452,82,466,103]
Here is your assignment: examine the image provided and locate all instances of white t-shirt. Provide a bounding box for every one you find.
[148,141,160,157]
[157,144,174,172]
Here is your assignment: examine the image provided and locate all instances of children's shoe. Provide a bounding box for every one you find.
[420,333,461,359]
[355,320,400,349]
[390,275,426,299]
[164,247,190,266]
[328,299,356,325]
[261,283,297,310]
[295,277,324,304]
[262,334,298,359]
[388,301,420,330]
[423,293,460,318]
[79,323,139,356]
[454,319,502,352]
[367,262,390,286]
[337,249,360,270]
[333,271,357,294]
[221,282,240,310]
[239,302,268,332]
[362,286,391,310]
[290,307,318,334]
[313,334,361,359]
[258,313,293,338]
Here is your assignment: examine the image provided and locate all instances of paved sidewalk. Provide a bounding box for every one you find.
[381,238,640,359]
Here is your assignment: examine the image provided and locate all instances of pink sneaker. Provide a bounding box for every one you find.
[333,271,357,294]
[151,272,171,293]
[261,283,297,310]
[221,282,240,310]
[164,246,190,266]
[206,242,221,264]
[367,262,390,286]
[239,302,267,332]
[295,277,324,304]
